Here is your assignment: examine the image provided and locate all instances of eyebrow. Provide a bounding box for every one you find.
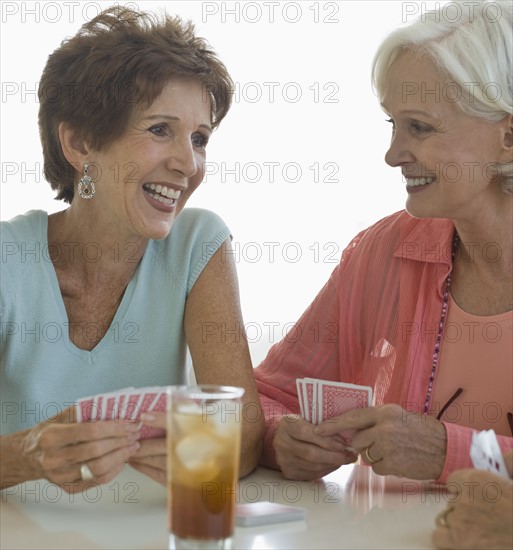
[143,114,212,133]
[380,105,442,120]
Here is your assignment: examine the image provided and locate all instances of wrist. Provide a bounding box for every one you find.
[430,419,448,480]
[0,431,39,489]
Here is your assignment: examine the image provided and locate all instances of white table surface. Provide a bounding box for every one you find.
[1,464,447,549]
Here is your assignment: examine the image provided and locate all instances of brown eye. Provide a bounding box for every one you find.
[191,132,208,148]
[149,124,167,136]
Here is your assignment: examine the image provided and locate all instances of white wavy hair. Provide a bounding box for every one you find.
[372,0,513,193]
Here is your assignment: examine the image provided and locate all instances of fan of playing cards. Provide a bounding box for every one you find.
[296,378,373,444]
[75,386,168,440]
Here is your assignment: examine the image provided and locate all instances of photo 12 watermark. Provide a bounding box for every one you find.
[201,1,340,24]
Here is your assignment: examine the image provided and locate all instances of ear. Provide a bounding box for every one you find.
[58,122,92,174]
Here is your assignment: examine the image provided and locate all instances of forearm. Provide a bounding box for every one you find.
[0,431,37,489]
[239,422,263,478]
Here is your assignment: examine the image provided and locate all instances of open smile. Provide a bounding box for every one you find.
[142,183,182,207]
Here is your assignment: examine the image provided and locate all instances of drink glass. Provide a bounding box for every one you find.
[167,385,244,550]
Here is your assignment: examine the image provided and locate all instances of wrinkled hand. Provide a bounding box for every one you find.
[18,407,141,492]
[432,466,513,549]
[315,404,447,479]
[273,414,358,480]
[128,412,167,486]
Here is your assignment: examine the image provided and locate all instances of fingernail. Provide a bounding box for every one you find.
[140,413,156,422]
[129,442,140,452]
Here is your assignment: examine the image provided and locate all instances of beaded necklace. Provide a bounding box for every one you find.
[423,231,459,415]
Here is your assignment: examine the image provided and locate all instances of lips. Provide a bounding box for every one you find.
[142,183,182,205]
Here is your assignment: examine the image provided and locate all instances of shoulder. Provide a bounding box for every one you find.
[159,208,231,255]
[349,210,453,255]
[148,208,232,294]
[334,211,453,284]
[0,210,46,244]
[0,210,48,308]
[362,209,449,239]
[170,208,229,239]
[1,210,47,270]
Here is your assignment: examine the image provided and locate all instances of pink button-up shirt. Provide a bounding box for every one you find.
[254,210,513,482]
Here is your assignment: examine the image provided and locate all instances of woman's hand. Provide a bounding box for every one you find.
[432,466,513,549]
[273,414,358,480]
[1,407,141,492]
[314,404,447,479]
[128,412,167,486]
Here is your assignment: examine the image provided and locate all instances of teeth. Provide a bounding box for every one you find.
[406,177,435,187]
[143,184,182,201]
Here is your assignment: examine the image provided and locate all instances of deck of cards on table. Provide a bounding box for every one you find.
[75,386,167,439]
[296,378,373,443]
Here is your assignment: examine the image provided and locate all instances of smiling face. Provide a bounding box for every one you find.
[87,77,211,240]
[382,51,509,221]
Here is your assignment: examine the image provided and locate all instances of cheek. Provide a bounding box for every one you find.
[192,155,206,190]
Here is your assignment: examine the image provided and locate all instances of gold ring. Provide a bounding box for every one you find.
[80,463,94,481]
[364,446,379,464]
[438,506,455,528]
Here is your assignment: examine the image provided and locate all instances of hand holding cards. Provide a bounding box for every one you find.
[296,378,372,443]
[75,386,167,439]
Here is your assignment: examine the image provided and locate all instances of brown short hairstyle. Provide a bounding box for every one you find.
[38,6,234,203]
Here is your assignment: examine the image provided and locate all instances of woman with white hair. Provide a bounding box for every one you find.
[254,0,512,483]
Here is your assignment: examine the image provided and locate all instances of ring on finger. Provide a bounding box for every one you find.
[364,446,380,465]
[438,506,455,528]
[80,463,94,481]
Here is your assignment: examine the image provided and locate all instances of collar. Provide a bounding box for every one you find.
[392,216,455,266]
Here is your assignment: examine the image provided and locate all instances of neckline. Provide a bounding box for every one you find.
[40,211,143,358]
[448,293,513,320]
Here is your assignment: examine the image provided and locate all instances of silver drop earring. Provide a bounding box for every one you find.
[77,163,96,199]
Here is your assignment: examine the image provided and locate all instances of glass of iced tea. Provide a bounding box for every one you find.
[167,385,244,550]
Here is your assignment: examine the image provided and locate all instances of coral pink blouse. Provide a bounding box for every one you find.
[254,210,513,482]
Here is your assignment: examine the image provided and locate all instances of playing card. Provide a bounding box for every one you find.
[318,381,371,421]
[92,395,104,421]
[470,430,509,478]
[150,391,167,412]
[288,379,372,445]
[303,378,318,423]
[75,386,168,439]
[76,398,95,422]
[137,390,159,417]
[121,391,143,420]
[138,389,167,439]
[296,379,305,418]
[105,393,121,420]
[318,381,372,445]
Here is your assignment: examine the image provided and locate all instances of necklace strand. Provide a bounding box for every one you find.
[423,231,459,415]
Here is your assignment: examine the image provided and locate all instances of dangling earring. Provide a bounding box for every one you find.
[77,163,96,199]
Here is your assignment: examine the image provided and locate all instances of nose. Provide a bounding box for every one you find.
[166,137,198,179]
[384,131,416,168]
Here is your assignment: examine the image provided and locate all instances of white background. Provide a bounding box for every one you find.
[0,1,444,363]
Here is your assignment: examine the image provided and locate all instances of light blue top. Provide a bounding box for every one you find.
[0,208,231,434]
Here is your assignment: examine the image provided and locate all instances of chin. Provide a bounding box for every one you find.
[149,224,175,241]
[405,199,438,220]
[139,218,176,241]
